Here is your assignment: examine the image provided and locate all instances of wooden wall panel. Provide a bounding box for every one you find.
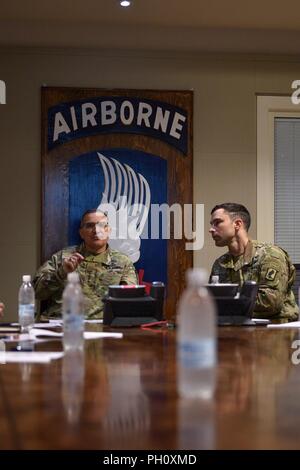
[41,87,193,320]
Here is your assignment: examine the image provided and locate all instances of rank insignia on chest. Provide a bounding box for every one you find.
[266,268,278,281]
[109,263,122,270]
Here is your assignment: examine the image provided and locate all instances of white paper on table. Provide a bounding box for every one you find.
[49,319,103,324]
[84,319,103,324]
[267,321,300,329]
[2,329,123,342]
[49,319,104,325]
[15,320,103,328]
[44,319,103,325]
[30,329,123,340]
[252,318,270,325]
[30,328,63,338]
[34,322,62,328]
[11,322,63,328]
[1,351,64,364]
[84,331,123,339]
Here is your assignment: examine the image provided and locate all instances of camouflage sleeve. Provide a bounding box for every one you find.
[119,259,138,285]
[33,251,67,301]
[254,250,290,317]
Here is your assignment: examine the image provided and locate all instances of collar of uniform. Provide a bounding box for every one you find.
[243,239,255,264]
[219,239,254,271]
[80,243,112,265]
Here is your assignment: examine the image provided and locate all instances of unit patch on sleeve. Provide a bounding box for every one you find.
[265,268,278,281]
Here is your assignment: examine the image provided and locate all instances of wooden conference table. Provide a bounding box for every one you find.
[0,324,300,450]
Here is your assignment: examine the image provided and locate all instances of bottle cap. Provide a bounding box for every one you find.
[22,275,31,283]
[67,272,80,283]
[186,268,207,286]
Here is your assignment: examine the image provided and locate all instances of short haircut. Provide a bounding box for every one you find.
[211,203,251,231]
[80,209,108,227]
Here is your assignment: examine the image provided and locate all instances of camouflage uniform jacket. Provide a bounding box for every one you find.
[33,244,138,319]
[210,239,299,322]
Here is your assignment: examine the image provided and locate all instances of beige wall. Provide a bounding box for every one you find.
[0,47,299,321]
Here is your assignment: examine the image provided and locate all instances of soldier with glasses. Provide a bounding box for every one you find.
[33,209,137,319]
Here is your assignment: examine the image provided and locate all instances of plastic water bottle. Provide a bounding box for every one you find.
[18,275,35,333]
[63,272,84,351]
[0,339,5,364]
[62,348,85,423]
[177,268,217,399]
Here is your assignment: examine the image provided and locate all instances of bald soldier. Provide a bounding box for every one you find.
[33,209,138,319]
[209,203,299,323]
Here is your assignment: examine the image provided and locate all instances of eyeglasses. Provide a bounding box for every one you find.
[81,222,109,230]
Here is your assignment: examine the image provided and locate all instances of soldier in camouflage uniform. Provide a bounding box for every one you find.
[209,203,299,323]
[33,209,138,319]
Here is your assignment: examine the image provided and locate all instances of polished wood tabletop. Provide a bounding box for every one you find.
[1,324,300,450]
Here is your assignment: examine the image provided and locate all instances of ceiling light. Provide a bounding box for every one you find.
[120,0,131,7]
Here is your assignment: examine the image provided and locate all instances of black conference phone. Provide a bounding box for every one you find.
[103,282,165,327]
[206,281,266,325]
